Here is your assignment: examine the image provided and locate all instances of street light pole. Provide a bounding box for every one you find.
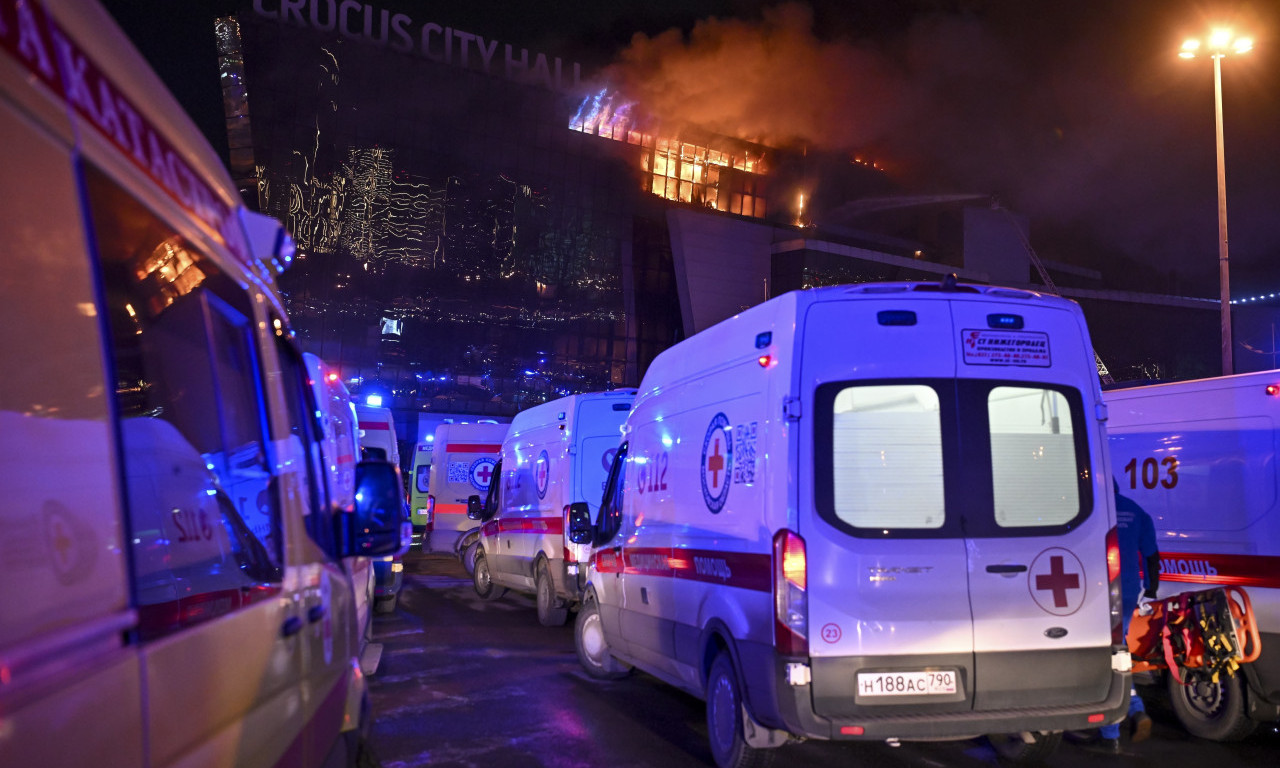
[1213,52,1232,376]
[1182,29,1251,376]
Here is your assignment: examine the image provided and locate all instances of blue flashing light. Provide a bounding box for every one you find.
[366,394,384,407]
[755,331,772,349]
[987,313,1025,330]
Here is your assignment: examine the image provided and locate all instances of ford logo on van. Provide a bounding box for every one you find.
[1044,627,1069,639]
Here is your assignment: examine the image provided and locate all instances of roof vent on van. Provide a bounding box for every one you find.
[986,288,1036,300]
[851,285,909,294]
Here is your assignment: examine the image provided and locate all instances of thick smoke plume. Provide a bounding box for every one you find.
[596,1,1280,279]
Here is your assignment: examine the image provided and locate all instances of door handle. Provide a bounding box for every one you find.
[986,564,1027,574]
[281,616,304,637]
[308,605,327,623]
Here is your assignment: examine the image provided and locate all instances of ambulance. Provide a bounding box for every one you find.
[419,422,509,556]
[1104,370,1280,741]
[567,281,1129,767]
[408,439,435,548]
[355,402,401,469]
[0,3,409,766]
[469,391,635,625]
[305,353,375,657]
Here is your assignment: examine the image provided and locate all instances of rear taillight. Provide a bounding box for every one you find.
[773,529,808,656]
[1106,525,1123,644]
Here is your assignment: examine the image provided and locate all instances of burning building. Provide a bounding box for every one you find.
[209,0,1230,451]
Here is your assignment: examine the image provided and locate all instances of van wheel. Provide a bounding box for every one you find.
[536,560,569,626]
[1168,669,1257,741]
[987,730,1061,764]
[473,551,506,601]
[373,593,397,614]
[574,597,630,679]
[462,540,480,576]
[706,652,776,768]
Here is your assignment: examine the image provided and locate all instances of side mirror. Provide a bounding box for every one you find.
[566,501,594,545]
[344,459,411,558]
[466,494,484,520]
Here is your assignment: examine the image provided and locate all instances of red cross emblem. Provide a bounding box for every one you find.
[535,450,550,498]
[700,413,732,513]
[469,457,497,490]
[1028,548,1086,616]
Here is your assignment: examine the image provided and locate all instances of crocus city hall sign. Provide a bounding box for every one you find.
[251,0,584,93]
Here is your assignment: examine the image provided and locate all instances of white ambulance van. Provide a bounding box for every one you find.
[568,281,1128,767]
[356,402,401,469]
[305,353,375,660]
[469,390,635,625]
[0,3,409,766]
[1104,370,1280,741]
[420,422,509,555]
[408,439,435,548]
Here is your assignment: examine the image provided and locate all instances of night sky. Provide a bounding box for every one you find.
[105,0,1279,297]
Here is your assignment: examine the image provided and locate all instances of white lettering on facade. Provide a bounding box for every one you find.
[475,35,498,73]
[250,0,584,92]
[282,0,307,26]
[505,43,528,79]
[389,13,412,53]
[309,0,336,32]
[420,23,443,62]
[453,30,475,67]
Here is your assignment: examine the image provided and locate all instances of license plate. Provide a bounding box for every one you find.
[856,669,958,697]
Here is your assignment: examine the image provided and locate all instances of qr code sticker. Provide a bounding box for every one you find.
[733,421,757,485]
[447,462,469,484]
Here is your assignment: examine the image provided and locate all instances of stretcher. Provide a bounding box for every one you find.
[1127,586,1262,684]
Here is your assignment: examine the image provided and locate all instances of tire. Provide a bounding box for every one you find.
[706,652,776,768]
[574,596,630,679]
[1168,669,1257,741]
[373,593,397,614]
[536,560,569,626]
[463,540,480,576]
[473,550,506,601]
[987,730,1061,764]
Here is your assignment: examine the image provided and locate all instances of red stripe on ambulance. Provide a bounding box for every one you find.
[592,547,770,591]
[1159,552,1280,589]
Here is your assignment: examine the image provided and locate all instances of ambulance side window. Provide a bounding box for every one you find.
[276,335,332,552]
[86,163,283,642]
[595,442,628,545]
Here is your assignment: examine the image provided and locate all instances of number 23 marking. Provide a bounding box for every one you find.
[1123,456,1179,490]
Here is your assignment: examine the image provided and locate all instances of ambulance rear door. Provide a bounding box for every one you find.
[570,393,633,565]
[948,295,1113,712]
[799,294,975,715]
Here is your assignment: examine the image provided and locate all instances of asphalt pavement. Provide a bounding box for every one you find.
[365,553,1280,768]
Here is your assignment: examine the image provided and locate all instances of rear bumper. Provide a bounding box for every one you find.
[746,646,1129,740]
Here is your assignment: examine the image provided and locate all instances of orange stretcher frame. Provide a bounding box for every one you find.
[1127,585,1261,680]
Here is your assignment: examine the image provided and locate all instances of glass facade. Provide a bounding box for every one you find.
[227,9,653,421]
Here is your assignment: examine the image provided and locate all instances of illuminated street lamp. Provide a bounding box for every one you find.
[1180,29,1252,376]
